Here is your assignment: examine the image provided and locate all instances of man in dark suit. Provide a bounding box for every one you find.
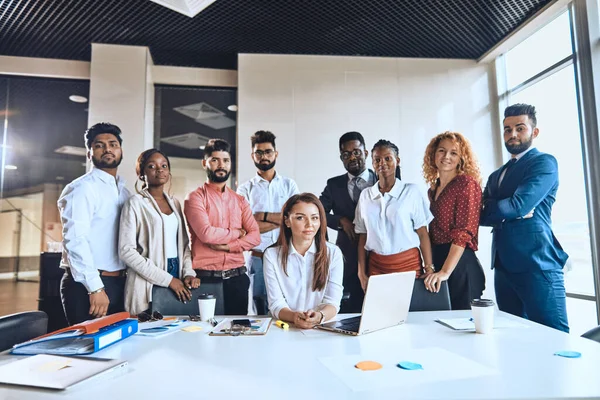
[320,132,376,313]
[481,103,569,332]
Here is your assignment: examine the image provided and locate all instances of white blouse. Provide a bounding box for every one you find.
[162,212,179,259]
[354,179,433,255]
[263,241,344,320]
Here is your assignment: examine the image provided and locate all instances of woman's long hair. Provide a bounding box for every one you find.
[135,148,172,194]
[372,139,401,180]
[276,193,329,291]
[422,131,482,188]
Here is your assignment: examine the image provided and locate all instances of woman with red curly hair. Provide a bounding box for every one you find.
[422,132,485,310]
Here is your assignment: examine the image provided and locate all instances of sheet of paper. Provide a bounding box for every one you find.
[319,347,497,392]
[436,316,529,331]
[209,318,272,335]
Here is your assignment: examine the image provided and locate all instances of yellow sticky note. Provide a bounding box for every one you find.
[181,326,203,332]
[35,360,72,373]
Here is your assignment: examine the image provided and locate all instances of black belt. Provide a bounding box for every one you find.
[65,268,126,277]
[196,266,247,280]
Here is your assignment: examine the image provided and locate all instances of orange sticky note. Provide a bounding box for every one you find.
[355,361,382,371]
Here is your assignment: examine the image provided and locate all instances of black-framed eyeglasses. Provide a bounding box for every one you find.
[137,310,163,322]
[340,149,364,160]
[253,149,275,158]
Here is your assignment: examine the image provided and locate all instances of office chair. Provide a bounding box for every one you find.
[0,311,48,352]
[151,284,224,316]
[581,325,600,343]
[409,279,451,311]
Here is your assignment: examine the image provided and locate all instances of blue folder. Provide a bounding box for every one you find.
[11,319,138,356]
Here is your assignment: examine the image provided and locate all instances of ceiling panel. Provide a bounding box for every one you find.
[0,0,553,69]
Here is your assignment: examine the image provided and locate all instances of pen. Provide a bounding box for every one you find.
[275,320,289,330]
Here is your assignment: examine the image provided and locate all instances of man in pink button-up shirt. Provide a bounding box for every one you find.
[185,139,260,315]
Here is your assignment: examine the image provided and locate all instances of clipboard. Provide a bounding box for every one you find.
[209,318,272,336]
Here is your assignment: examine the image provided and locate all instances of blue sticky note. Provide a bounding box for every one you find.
[397,361,423,370]
[554,351,581,358]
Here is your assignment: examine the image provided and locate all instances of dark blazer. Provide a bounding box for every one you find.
[481,148,568,273]
[319,170,376,277]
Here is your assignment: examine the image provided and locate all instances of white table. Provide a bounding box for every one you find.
[1,311,600,399]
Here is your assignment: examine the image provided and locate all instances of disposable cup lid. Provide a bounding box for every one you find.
[471,299,494,307]
[198,293,215,300]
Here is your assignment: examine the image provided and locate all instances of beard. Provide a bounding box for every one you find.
[207,168,231,183]
[254,160,276,171]
[92,153,122,169]
[505,135,534,155]
[345,159,365,175]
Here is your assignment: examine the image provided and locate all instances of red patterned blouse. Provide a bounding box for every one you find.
[428,174,482,251]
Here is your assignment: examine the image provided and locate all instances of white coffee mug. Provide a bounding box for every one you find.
[198,293,216,321]
[471,299,495,334]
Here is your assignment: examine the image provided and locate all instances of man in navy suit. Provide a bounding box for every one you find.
[320,132,376,313]
[481,103,569,332]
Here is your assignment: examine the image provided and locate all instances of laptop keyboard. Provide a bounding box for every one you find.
[338,316,362,332]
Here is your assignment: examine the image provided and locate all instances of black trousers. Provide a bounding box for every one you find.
[432,243,486,310]
[196,273,250,315]
[60,272,126,325]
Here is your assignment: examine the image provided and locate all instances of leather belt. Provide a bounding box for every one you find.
[250,250,264,258]
[99,269,127,277]
[195,266,247,280]
[65,268,126,277]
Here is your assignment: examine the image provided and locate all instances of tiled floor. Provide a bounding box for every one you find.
[0,280,40,316]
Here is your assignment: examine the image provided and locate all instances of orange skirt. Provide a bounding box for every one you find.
[369,248,423,278]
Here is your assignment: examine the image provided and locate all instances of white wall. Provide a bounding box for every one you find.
[237,53,500,299]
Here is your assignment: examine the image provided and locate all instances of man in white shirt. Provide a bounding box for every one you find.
[58,123,131,325]
[237,131,299,314]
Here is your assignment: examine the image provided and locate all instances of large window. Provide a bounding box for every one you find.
[497,8,598,334]
[0,76,89,281]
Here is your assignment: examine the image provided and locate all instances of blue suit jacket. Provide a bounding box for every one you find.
[480,148,568,273]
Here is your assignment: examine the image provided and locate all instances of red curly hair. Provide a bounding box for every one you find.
[422,131,482,188]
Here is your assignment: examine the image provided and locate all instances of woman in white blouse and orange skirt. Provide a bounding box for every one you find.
[263,193,343,329]
[354,140,434,291]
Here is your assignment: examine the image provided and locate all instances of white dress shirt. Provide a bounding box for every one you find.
[347,169,374,200]
[354,179,433,255]
[58,167,131,292]
[263,241,344,319]
[237,172,299,252]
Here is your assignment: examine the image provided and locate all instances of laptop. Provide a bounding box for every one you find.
[0,354,128,390]
[317,271,416,336]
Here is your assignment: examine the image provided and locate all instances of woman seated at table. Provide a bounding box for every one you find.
[355,139,434,291]
[422,132,485,309]
[263,193,343,329]
[119,149,200,316]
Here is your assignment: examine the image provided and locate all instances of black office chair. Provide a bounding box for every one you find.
[151,284,224,316]
[0,311,48,352]
[409,279,451,311]
[581,325,600,343]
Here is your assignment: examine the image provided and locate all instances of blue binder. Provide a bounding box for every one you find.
[11,319,138,355]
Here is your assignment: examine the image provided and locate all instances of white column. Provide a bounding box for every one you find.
[87,43,154,192]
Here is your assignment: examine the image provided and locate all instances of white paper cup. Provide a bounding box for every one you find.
[198,294,216,321]
[471,299,495,334]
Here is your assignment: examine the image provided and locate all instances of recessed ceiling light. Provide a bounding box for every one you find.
[227,105,238,112]
[4,165,17,170]
[69,95,88,103]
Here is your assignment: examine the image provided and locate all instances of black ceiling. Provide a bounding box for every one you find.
[0,0,552,70]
